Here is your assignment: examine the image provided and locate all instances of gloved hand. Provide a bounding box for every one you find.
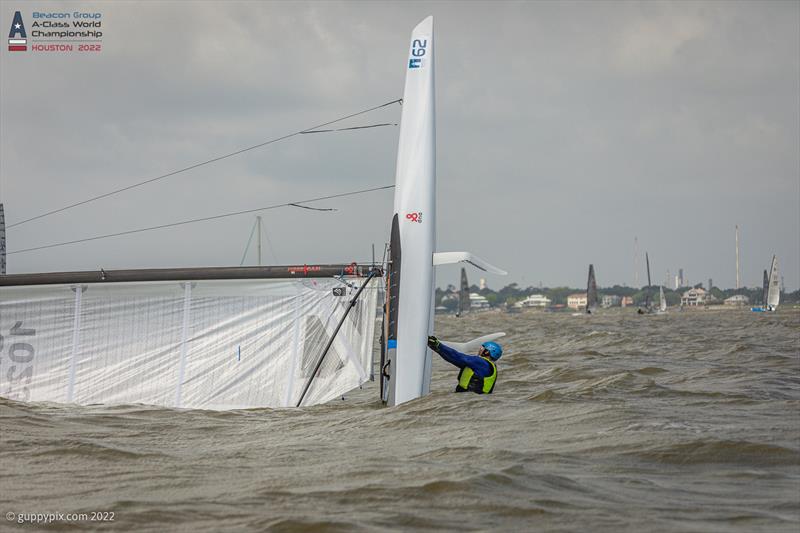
[427,335,440,350]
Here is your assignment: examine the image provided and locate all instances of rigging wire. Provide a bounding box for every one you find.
[8,184,395,256]
[288,203,336,212]
[300,122,396,134]
[7,98,402,230]
[239,218,259,266]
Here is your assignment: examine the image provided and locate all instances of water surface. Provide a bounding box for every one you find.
[2,307,798,531]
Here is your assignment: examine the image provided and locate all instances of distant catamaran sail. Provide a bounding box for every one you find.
[658,286,667,313]
[586,264,598,314]
[458,267,470,316]
[751,255,780,313]
[641,252,655,313]
[766,255,780,310]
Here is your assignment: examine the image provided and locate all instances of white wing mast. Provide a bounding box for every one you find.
[383,16,437,406]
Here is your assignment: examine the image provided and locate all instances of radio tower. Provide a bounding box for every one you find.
[735,224,740,290]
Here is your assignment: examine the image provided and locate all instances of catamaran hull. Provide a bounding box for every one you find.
[383,16,436,407]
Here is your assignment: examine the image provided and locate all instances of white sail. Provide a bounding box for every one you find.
[384,16,436,406]
[659,286,667,312]
[0,276,378,409]
[767,255,780,309]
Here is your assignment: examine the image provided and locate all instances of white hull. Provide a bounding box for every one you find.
[384,17,436,406]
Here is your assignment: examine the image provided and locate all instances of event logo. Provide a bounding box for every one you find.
[405,212,423,223]
[6,10,104,53]
[8,11,27,51]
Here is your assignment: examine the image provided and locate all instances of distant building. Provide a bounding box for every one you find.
[621,296,634,307]
[724,294,749,306]
[567,293,587,310]
[469,292,491,309]
[601,295,621,308]
[479,278,487,290]
[515,294,551,308]
[681,287,707,306]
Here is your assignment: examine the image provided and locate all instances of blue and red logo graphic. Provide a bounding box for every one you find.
[8,11,27,51]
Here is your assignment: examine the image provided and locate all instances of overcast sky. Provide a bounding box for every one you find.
[1,1,798,290]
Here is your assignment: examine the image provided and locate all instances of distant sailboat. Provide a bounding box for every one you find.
[751,255,780,312]
[586,264,598,314]
[656,286,667,314]
[766,255,780,311]
[638,252,655,315]
[456,267,470,316]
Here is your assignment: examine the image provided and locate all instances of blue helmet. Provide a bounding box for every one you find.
[481,341,503,360]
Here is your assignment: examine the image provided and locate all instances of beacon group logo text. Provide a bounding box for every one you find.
[6,10,104,53]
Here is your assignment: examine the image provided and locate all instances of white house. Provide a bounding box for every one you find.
[724,294,749,306]
[567,293,587,310]
[469,292,491,309]
[515,294,551,308]
[601,294,621,308]
[681,287,707,306]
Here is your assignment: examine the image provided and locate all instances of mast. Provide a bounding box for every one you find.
[735,224,740,290]
[645,252,652,309]
[0,203,6,275]
[634,236,639,288]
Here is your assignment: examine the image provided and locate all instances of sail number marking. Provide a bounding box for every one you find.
[1,321,36,401]
[408,39,427,69]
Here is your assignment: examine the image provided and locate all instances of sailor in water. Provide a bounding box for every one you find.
[427,337,502,394]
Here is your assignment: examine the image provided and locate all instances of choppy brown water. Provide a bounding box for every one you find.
[1,307,799,532]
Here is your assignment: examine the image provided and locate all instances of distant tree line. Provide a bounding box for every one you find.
[435,283,800,309]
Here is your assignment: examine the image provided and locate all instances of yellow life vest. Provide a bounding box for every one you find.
[456,358,497,394]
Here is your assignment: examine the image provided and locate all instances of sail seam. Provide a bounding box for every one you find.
[66,286,84,402]
[174,283,193,408]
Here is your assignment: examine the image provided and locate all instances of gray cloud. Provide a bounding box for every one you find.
[1,1,797,290]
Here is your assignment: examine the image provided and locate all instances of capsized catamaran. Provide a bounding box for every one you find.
[0,17,504,410]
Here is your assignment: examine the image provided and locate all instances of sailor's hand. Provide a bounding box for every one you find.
[427,336,440,350]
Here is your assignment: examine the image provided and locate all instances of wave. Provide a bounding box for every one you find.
[630,439,800,466]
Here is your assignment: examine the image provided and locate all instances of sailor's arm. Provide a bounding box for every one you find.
[427,337,492,376]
